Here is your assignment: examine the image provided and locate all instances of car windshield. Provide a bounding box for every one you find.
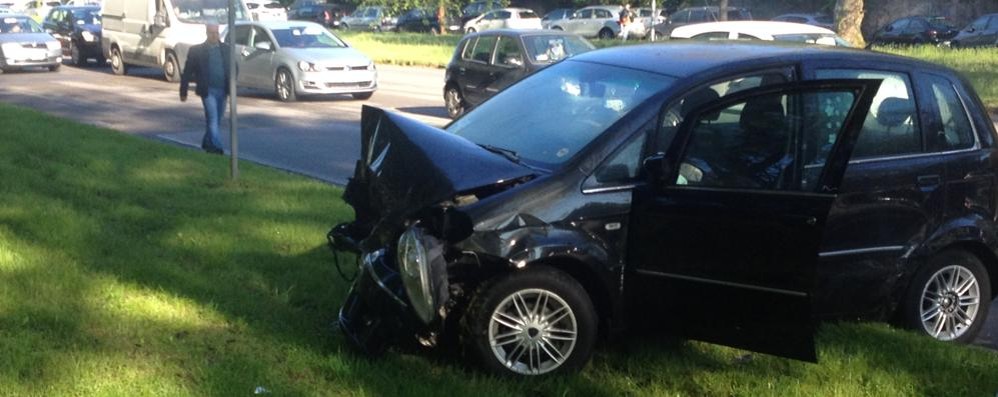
[447,61,674,169]
[773,33,851,47]
[521,34,593,63]
[0,16,43,33]
[173,0,248,24]
[72,9,100,24]
[272,25,345,48]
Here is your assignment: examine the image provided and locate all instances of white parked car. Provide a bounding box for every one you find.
[772,13,834,31]
[549,5,645,40]
[246,0,287,22]
[231,21,377,102]
[670,21,851,46]
[464,7,540,33]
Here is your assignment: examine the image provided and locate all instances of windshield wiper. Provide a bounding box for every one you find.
[478,144,521,165]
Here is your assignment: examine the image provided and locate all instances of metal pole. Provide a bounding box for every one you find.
[227,0,239,180]
[650,0,656,41]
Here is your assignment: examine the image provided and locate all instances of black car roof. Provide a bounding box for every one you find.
[462,28,586,39]
[567,41,948,79]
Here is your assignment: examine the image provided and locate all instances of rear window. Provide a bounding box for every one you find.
[519,11,537,19]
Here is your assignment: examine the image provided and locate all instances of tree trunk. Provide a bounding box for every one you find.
[718,0,728,21]
[835,0,866,47]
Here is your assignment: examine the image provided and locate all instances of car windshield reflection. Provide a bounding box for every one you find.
[272,26,346,48]
[447,60,674,169]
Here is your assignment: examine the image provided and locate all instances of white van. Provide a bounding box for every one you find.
[101,0,249,81]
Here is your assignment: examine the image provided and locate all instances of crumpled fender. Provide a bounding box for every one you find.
[456,213,611,271]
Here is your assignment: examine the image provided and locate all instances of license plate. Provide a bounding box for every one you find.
[28,49,46,61]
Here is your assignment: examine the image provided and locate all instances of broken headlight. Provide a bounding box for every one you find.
[398,225,435,323]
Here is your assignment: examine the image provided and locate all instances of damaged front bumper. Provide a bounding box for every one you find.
[337,248,423,354]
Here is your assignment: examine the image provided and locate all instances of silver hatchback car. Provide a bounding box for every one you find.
[230,21,377,101]
[0,13,61,72]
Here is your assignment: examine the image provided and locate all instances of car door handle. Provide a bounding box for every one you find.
[917,174,941,187]
[241,49,251,57]
[458,67,466,73]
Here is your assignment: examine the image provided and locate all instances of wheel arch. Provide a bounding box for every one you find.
[524,256,615,335]
[940,240,998,300]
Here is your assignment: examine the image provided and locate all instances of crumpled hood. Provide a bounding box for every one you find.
[343,106,535,247]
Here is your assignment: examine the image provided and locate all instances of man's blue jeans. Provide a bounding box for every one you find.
[201,87,227,153]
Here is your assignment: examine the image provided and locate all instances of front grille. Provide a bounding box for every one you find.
[325,81,372,88]
[21,42,46,49]
[324,65,370,71]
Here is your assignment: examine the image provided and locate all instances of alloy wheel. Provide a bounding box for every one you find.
[445,87,463,118]
[488,288,578,375]
[276,70,295,101]
[919,264,981,341]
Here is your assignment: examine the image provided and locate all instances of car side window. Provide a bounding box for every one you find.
[988,16,998,30]
[924,74,975,152]
[497,11,511,19]
[692,32,730,40]
[594,9,611,19]
[676,90,860,191]
[587,127,650,187]
[494,36,523,67]
[233,25,251,46]
[816,69,920,158]
[737,33,762,40]
[690,9,707,23]
[579,9,593,19]
[251,27,272,48]
[970,16,989,30]
[656,72,790,154]
[471,35,497,64]
[461,38,477,61]
[672,10,689,24]
[908,19,929,32]
[891,19,909,31]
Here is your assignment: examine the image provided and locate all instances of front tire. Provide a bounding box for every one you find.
[462,267,597,376]
[598,28,614,40]
[48,64,60,72]
[110,46,126,75]
[902,250,991,343]
[444,86,464,119]
[69,41,83,66]
[275,68,297,102]
[352,92,373,100]
[163,52,180,82]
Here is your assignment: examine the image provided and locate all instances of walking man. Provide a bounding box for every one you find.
[179,24,231,155]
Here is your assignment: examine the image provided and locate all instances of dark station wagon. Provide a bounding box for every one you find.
[331,42,997,376]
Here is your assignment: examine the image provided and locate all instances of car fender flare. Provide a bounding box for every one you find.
[916,214,998,299]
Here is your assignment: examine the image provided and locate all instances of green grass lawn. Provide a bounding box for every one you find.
[2,104,998,395]
[335,30,998,110]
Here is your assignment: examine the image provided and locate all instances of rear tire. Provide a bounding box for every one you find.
[48,64,60,72]
[352,92,373,100]
[902,250,991,343]
[275,68,297,102]
[598,28,614,40]
[462,267,597,376]
[110,46,126,75]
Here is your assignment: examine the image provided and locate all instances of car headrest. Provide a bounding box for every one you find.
[682,88,721,121]
[876,97,912,128]
[740,96,785,134]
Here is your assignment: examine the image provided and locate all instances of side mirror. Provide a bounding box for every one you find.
[254,41,273,51]
[642,153,669,185]
[153,12,167,28]
[504,56,523,67]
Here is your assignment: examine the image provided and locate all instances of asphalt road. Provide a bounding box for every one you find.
[0,63,450,185]
[1,62,996,351]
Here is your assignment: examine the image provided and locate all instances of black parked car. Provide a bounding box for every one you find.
[654,6,752,37]
[287,1,350,28]
[949,13,998,48]
[42,5,101,66]
[870,16,958,46]
[395,8,460,34]
[332,42,997,376]
[443,29,594,118]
